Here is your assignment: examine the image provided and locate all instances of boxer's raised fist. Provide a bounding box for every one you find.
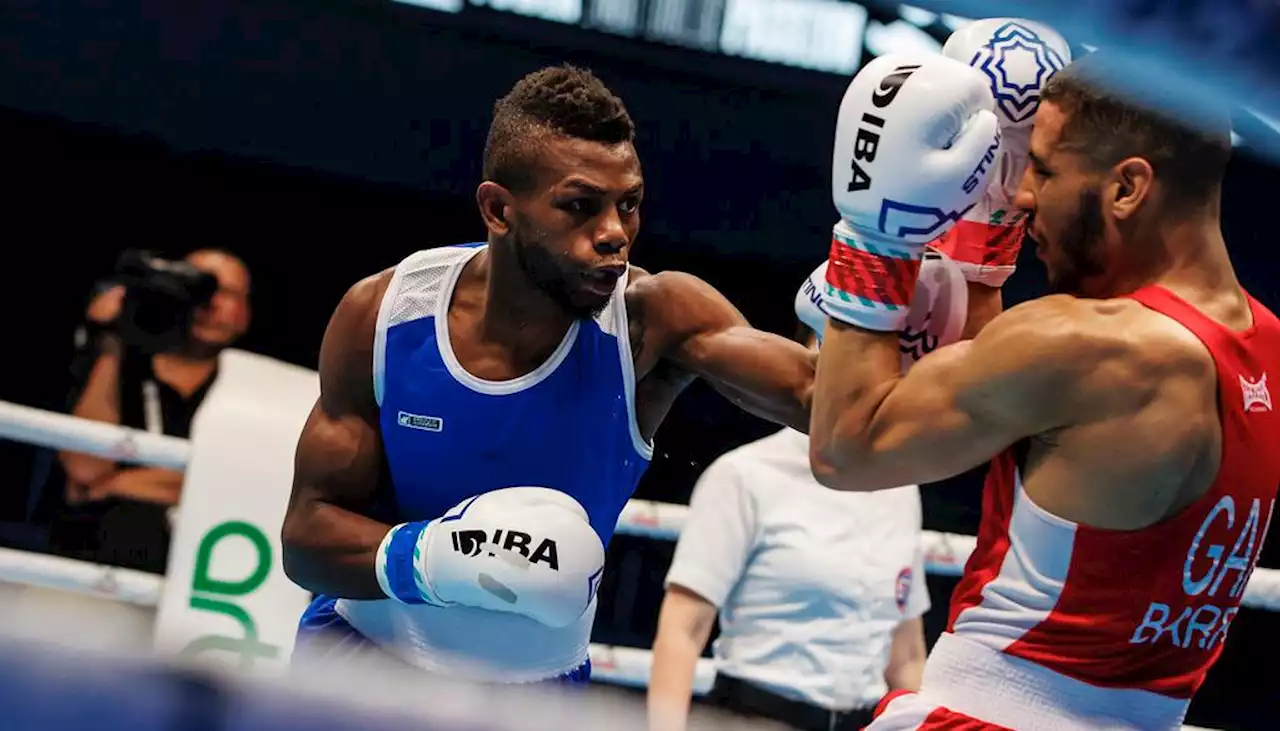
[832,52,1001,250]
[823,52,1000,331]
[942,18,1070,132]
[932,19,1071,286]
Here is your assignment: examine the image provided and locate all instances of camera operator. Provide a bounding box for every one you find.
[51,248,251,574]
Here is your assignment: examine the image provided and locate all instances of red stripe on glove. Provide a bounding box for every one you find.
[826,238,922,308]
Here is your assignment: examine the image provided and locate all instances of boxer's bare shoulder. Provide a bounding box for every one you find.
[1016,295,1220,526]
[621,265,815,436]
[973,294,1213,416]
[318,269,395,408]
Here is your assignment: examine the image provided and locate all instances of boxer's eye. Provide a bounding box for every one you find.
[619,196,641,214]
[1026,150,1053,180]
[560,198,599,216]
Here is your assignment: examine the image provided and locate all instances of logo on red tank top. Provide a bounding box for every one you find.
[1240,373,1272,413]
[1128,494,1274,652]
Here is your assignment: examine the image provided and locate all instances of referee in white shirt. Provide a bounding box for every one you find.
[647,327,928,731]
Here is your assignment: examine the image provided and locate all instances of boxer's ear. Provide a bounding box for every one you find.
[477,181,513,236]
[1110,157,1154,220]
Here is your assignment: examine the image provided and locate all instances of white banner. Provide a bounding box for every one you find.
[152,349,319,676]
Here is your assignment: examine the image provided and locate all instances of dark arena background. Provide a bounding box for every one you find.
[0,1,1277,730]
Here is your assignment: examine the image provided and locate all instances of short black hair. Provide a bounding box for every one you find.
[1040,52,1232,204]
[482,64,636,194]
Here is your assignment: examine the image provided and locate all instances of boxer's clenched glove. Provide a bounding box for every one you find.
[377,487,604,629]
[823,52,1000,332]
[928,18,1071,287]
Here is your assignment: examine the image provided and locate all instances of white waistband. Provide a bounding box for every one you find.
[918,633,1189,731]
[335,597,593,683]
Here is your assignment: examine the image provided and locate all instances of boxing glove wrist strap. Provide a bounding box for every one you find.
[822,220,924,332]
[376,521,437,605]
[929,219,1024,287]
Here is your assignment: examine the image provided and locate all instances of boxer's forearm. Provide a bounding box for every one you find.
[807,282,1003,481]
[281,501,390,599]
[811,298,1087,492]
[809,321,905,487]
[703,364,814,435]
[634,271,815,433]
[679,326,816,434]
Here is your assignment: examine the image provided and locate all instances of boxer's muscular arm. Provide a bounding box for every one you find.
[809,296,1179,491]
[630,271,815,433]
[282,271,394,599]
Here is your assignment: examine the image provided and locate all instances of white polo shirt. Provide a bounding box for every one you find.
[664,427,929,710]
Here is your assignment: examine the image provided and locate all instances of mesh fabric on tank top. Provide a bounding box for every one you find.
[389,262,453,325]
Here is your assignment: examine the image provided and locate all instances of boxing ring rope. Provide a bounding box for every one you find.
[0,399,1270,730]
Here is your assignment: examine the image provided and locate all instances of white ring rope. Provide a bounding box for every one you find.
[0,400,1261,730]
[0,401,190,470]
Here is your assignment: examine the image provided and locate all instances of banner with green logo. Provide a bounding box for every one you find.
[152,349,319,676]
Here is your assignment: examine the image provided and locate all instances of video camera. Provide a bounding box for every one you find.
[112,249,219,354]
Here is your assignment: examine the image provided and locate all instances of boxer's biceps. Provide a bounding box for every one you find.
[290,269,388,514]
[290,400,384,512]
[283,401,390,597]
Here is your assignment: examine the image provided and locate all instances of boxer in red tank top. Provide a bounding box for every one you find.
[807,52,1279,730]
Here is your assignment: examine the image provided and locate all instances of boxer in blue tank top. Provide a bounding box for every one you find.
[281,65,817,685]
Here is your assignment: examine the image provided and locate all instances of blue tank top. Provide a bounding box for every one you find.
[372,243,653,540]
[296,244,652,670]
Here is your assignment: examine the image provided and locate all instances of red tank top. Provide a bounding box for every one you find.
[945,285,1280,701]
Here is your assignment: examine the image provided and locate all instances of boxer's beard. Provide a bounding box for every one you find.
[1047,188,1108,295]
[511,222,606,318]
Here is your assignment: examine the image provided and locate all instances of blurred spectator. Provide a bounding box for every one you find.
[49,248,251,574]
[647,326,927,731]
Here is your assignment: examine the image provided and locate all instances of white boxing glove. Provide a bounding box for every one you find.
[931,18,1071,286]
[824,52,999,332]
[796,251,967,370]
[376,487,605,629]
